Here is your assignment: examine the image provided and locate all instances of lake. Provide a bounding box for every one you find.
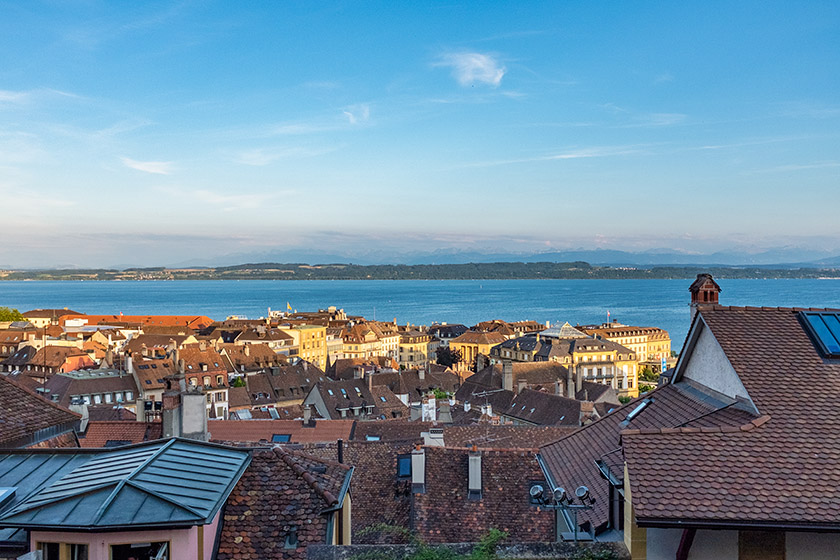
[3,279,840,346]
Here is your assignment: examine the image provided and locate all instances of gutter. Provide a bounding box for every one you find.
[635,517,840,533]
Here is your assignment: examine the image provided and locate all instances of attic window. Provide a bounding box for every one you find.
[328,389,334,396]
[800,312,840,358]
[624,399,653,424]
[380,396,387,402]
[272,434,291,443]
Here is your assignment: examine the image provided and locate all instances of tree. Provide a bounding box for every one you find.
[0,307,24,322]
[435,346,462,368]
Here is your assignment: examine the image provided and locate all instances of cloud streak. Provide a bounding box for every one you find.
[120,157,174,175]
[436,51,506,87]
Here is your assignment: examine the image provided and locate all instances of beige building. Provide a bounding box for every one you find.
[279,324,328,370]
[578,322,672,370]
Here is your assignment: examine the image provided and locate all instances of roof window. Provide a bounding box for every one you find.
[271,434,291,443]
[801,311,840,358]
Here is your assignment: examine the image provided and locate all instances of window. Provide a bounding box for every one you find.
[104,393,112,404]
[366,435,381,441]
[272,434,291,443]
[397,454,411,478]
[801,311,840,358]
[111,542,169,560]
[217,375,224,385]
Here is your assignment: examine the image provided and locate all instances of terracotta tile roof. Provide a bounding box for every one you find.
[78,421,162,448]
[348,421,577,449]
[450,331,507,346]
[220,343,287,373]
[412,446,553,543]
[370,366,460,401]
[132,356,175,390]
[623,306,840,529]
[539,380,757,533]
[328,356,398,379]
[124,334,194,355]
[61,314,214,330]
[217,447,352,560]
[86,404,137,421]
[208,419,355,444]
[0,375,80,448]
[23,309,82,319]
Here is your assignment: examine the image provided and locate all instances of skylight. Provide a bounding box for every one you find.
[801,312,840,358]
[625,399,652,423]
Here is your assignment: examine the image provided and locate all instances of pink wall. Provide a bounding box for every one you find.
[30,511,221,560]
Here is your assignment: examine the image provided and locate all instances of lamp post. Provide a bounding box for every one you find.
[529,484,596,543]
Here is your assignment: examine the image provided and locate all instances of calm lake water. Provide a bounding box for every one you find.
[3,279,840,347]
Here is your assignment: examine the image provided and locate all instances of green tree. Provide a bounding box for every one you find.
[0,307,24,322]
[435,346,462,368]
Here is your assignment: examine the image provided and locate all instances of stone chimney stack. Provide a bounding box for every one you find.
[468,446,482,500]
[162,371,208,441]
[517,378,527,395]
[502,360,513,392]
[575,364,583,393]
[689,273,722,323]
[411,445,426,493]
[244,345,250,357]
[303,404,312,425]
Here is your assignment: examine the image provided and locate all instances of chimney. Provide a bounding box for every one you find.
[517,378,527,394]
[244,345,250,357]
[125,354,134,375]
[555,379,562,396]
[689,273,722,323]
[135,399,147,422]
[419,364,425,380]
[464,401,471,413]
[502,360,513,392]
[575,365,583,393]
[303,404,312,426]
[438,401,452,424]
[367,370,373,392]
[411,445,425,493]
[579,401,595,425]
[468,446,482,500]
[476,354,487,371]
[566,366,575,398]
[199,340,207,351]
[162,372,208,441]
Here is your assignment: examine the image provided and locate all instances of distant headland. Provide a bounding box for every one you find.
[2,262,840,281]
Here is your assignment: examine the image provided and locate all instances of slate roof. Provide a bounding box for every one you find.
[44,372,139,408]
[501,389,581,426]
[412,446,553,543]
[309,379,405,420]
[0,439,250,529]
[0,375,80,449]
[539,380,757,533]
[623,306,840,530]
[328,356,398,380]
[217,446,352,560]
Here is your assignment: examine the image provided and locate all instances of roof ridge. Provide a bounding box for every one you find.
[620,414,771,437]
[273,447,338,506]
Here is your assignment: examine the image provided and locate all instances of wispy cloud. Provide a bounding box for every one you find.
[752,161,840,173]
[120,157,174,175]
[343,103,371,125]
[460,145,647,168]
[0,90,30,104]
[435,51,506,87]
[232,145,337,166]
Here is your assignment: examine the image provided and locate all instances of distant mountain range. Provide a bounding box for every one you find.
[161,247,840,270]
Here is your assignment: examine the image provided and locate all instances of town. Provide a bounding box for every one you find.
[0,274,836,559]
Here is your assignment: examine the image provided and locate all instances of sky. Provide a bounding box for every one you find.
[1,1,839,268]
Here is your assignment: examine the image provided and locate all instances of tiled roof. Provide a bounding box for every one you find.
[371,366,460,401]
[501,389,581,426]
[328,356,398,380]
[217,447,352,560]
[220,343,287,373]
[78,421,161,448]
[208,419,355,444]
[310,379,404,420]
[539,380,757,533]
[412,446,553,543]
[44,372,139,408]
[0,375,80,448]
[623,306,840,529]
[450,331,507,345]
[456,362,569,403]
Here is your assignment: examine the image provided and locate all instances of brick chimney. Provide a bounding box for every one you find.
[689,273,722,323]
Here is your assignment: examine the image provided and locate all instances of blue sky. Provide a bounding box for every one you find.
[1,1,839,267]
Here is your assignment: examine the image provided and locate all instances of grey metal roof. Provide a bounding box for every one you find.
[0,438,250,530]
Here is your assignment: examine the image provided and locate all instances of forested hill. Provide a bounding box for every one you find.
[2,261,839,281]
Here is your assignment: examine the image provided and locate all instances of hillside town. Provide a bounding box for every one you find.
[0,274,837,559]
